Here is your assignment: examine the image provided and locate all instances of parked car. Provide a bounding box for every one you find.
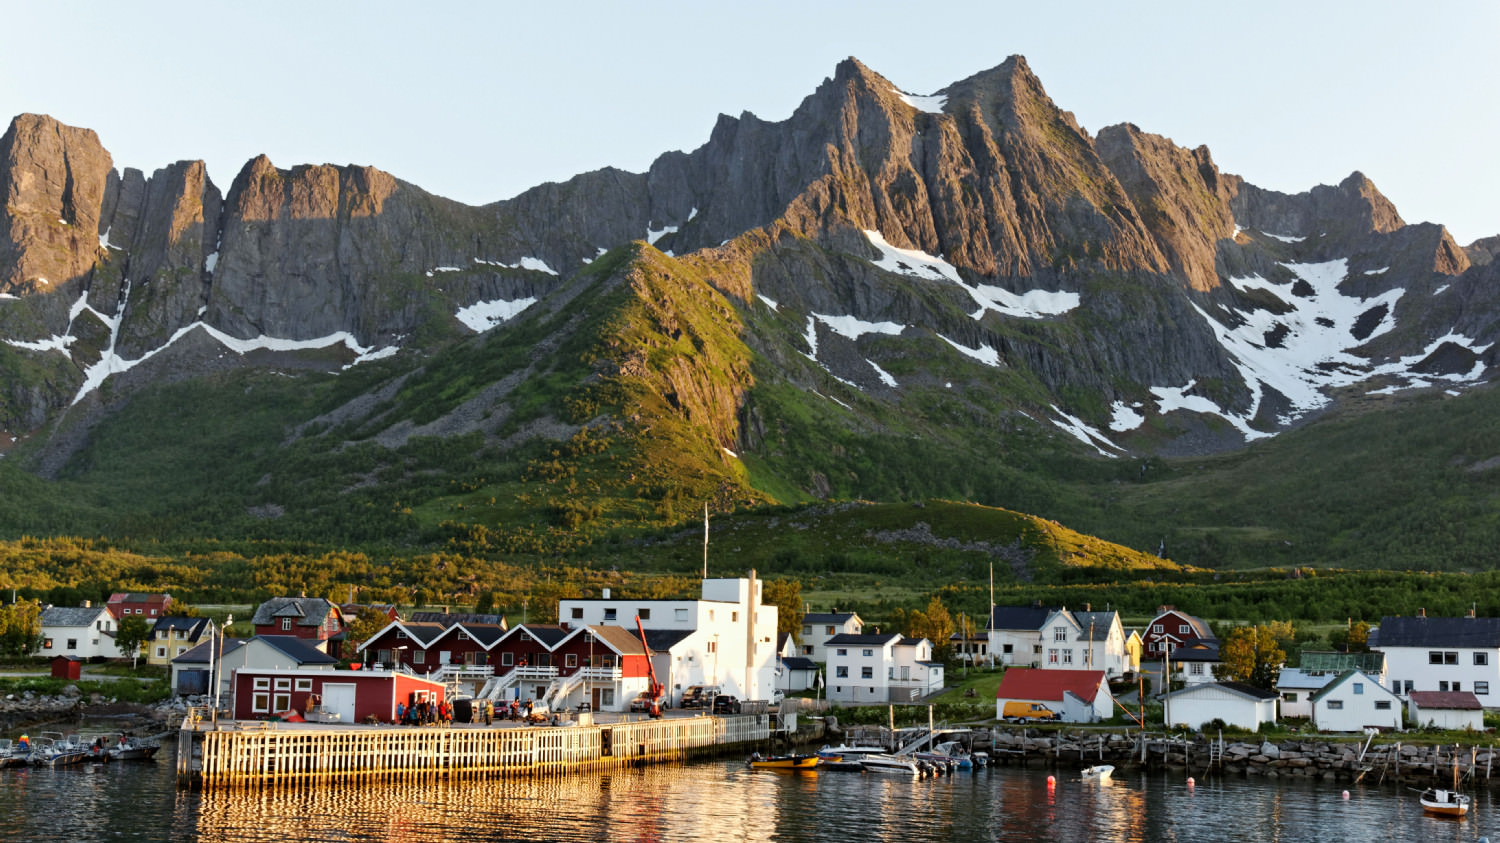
[629,692,668,713]
[1000,701,1059,722]
[711,694,742,714]
[679,685,720,709]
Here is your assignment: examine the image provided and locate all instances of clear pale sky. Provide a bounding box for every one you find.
[3,2,1494,244]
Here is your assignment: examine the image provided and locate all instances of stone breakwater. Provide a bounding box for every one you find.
[0,686,186,732]
[992,730,1500,789]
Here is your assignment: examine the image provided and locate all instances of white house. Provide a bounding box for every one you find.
[1276,652,1386,719]
[1372,614,1500,705]
[1408,691,1483,731]
[892,637,944,701]
[1170,639,1222,686]
[987,605,1056,668]
[557,576,779,704]
[1309,670,1402,732]
[994,668,1114,723]
[824,633,902,704]
[1161,681,1278,732]
[37,604,125,660]
[1038,608,1129,678]
[798,611,862,663]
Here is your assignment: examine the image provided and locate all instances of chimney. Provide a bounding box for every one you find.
[82,600,91,608]
[602,588,611,600]
[1085,603,1091,612]
[1420,608,1426,618]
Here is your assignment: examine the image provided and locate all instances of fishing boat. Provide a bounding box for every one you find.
[859,753,923,777]
[28,733,90,767]
[1081,764,1114,781]
[1419,747,1470,818]
[747,753,819,770]
[0,738,29,768]
[107,735,161,762]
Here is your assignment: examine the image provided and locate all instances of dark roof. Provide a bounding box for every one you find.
[410,611,504,626]
[110,592,170,604]
[1409,690,1482,710]
[777,631,792,652]
[450,623,508,647]
[1373,616,1500,648]
[897,637,926,647]
[173,638,247,665]
[396,622,449,645]
[950,631,989,641]
[1171,640,1221,661]
[40,606,110,627]
[152,616,209,634]
[803,612,858,625]
[254,635,339,665]
[780,656,818,671]
[1071,611,1118,641]
[251,597,340,628]
[643,628,694,651]
[826,633,902,647]
[989,605,1057,631]
[504,624,570,648]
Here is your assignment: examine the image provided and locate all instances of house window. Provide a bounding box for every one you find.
[1054,627,1067,642]
[1353,683,1363,695]
[1063,650,1074,665]
[66,639,77,650]
[43,638,52,649]
[176,647,187,656]
[1189,662,1202,675]
[295,678,313,692]
[281,618,292,631]
[1003,644,1014,654]
[414,650,426,664]
[836,648,847,656]
[802,646,813,656]
[706,640,717,654]
[836,666,849,678]
[1048,649,1059,664]
[275,678,291,691]
[732,612,739,622]
[639,609,651,620]
[1327,700,1343,710]
[273,693,291,712]
[571,608,583,619]
[566,654,578,668]
[601,689,614,706]
[254,678,270,690]
[1179,624,1190,634]
[155,647,166,658]
[862,649,873,657]
[861,667,873,679]
[1375,701,1391,710]
[252,693,270,713]
[397,630,408,639]
[457,631,470,641]
[826,626,835,635]
[1477,682,1490,695]
[604,608,617,621]
[675,609,688,621]
[1152,624,1163,633]
[1440,681,1450,692]
[802,626,811,636]
[501,652,513,666]
[1476,653,1489,666]
[1284,693,1298,703]
[1404,680,1414,694]
[1454,682,1461,692]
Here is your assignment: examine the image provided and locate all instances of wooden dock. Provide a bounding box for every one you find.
[176,714,770,788]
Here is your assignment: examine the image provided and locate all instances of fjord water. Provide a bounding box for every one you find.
[0,745,1491,842]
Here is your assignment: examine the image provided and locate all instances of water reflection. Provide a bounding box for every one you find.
[2,749,1495,842]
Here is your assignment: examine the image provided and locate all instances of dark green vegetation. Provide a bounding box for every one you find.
[0,242,1496,626]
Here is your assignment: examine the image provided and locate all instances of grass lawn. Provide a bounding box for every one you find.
[929,665,1005,706]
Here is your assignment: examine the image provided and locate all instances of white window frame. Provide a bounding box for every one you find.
[295,678,313,692]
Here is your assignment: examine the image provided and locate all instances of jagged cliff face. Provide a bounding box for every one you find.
[0,55,1494,487]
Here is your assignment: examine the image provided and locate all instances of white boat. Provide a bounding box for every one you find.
[107,735,161,762]
[1081,764,1114,781]
[859,754,923,776]
[28,733,90,767]
[0,739,29,768]
[1418,787,1470,817]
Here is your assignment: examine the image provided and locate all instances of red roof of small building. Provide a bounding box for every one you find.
[1408,690,1482,710]
[995,668,1107,704]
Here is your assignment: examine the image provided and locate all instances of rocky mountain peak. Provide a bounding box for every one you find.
[0,113,114,293]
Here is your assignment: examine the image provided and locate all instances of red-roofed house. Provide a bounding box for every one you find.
[1408,690,1483,731]
[994,667,1114,723]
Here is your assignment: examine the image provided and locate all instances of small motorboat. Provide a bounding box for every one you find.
[1081,764,1114,781]
[1418,787,1470,817]
[747,753,819,770]
[108,735,161,762]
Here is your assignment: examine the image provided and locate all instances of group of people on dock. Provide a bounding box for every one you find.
[396,699,451,726]
[392,697,542,726]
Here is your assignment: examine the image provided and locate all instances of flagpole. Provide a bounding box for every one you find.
[702,502,709,579]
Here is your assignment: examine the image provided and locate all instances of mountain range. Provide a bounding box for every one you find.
[1,56,1495,569]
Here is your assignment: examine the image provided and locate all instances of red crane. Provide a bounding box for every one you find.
[636,614,664,718]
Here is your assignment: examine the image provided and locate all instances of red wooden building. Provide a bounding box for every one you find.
[359,620,447,670]
[107,592,173,621]
[231,667,445,724]
[1142,606,1217,659]
[250,597,350,658]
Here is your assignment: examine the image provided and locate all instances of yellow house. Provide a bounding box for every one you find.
[147,617,215,666]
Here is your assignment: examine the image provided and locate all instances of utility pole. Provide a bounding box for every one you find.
[702,502,709,579]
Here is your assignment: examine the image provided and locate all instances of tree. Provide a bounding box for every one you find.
[1215,624,1285,689]
[0,600,43,658]
[762,579,803,642]
[1327,619,1371,652]
[345,611,392,662]
[115,615,152,666]
[905,596,955,662]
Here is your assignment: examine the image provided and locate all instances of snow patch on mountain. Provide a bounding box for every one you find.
[867,358,898,387]
[864,230,1076,321]
[1109,401,1145,432]
[812,313,905,341]
[1049,404,1122,458]
[938,334,1000,367]
[757,294,779,311]
[864,230,963,283]
[894,88,947,113]
[456,297,537,332]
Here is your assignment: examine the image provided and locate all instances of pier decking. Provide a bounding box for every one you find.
[177,713,770,788]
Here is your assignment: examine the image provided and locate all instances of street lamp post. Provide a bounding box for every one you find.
[213,614,232,721]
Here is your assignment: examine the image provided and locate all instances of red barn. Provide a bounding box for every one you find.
[231,667,445,724]
[1141,606,1216,659]
[50,655,82,679]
